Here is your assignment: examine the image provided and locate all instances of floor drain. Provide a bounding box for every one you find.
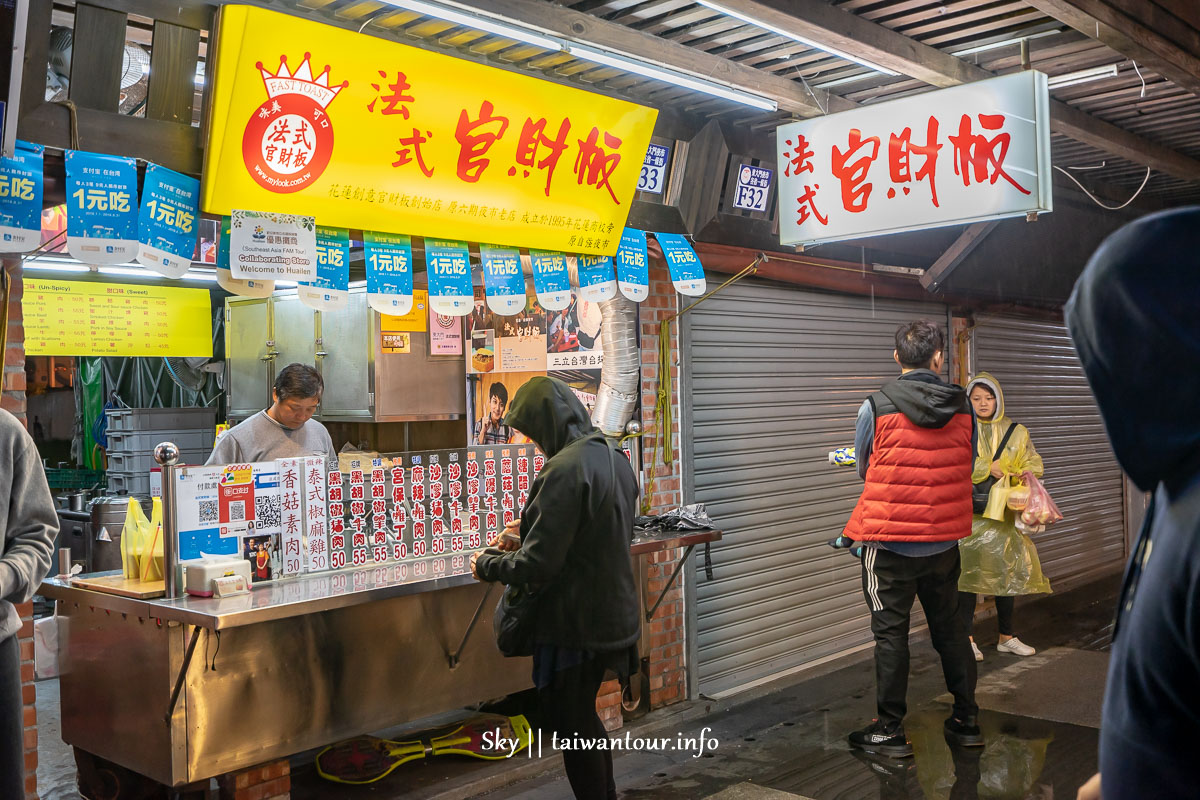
[744,737,756,742]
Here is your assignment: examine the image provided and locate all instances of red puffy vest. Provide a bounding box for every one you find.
[844,391,974,543]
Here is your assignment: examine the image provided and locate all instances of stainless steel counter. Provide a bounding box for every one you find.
[40,556,479,630]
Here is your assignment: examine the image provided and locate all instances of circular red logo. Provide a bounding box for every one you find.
[242,95,334,193]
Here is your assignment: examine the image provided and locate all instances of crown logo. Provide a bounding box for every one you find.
[256,52,348,110]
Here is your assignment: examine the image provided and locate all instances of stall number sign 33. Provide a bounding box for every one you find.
[638,144,669,195]
[733,165,773,212]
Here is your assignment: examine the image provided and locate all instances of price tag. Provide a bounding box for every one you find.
[638,144,669,195]
[733,165,773,212]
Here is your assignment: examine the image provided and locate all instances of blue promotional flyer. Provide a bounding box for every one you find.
[614,228,649,302]
[424,239,473,317]
[364,231,415,315]
[137,164,200,278]
[65,150,140,264]
[0,141,44,253]
[300,226,350,312]
[479,244,527,316]
[528,250,571,311]
[653,232,706,296]
[576,255,617,303]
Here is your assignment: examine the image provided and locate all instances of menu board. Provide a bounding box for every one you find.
[23,279,213,357]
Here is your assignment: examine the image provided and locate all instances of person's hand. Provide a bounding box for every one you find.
[470,550,485,581]
[487,518,521,551]
[1077,773,1101,800]
[990,462,1006,479]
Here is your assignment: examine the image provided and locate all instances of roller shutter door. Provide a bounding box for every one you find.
[684,278,949,695]
[972,314,1126,586]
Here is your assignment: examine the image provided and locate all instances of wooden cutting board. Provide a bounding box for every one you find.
[70,573,165,599]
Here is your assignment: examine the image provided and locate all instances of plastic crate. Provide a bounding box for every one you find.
[107,448,210,474]
[106,408,218,433]
[44,468,106,490]
[105,429,215,454]
[108,471,152,496]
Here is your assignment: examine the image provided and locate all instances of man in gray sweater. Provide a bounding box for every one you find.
[206,363,338,471]
[0,407,58,798]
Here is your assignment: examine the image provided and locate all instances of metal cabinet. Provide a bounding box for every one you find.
[225,288,465,422]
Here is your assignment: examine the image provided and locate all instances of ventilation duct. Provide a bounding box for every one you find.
[591,294,640,436]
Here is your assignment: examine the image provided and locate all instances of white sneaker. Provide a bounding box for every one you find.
[970,640,983,662]
[997,637,1036,656]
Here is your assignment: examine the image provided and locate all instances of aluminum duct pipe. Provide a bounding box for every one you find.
[592,293,640,436]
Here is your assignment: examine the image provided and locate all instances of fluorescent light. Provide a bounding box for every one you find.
[383,0,561,50]
[1047,63,1118,89]
[381,0,778,110]
[22,262,89,274]
[566,43,778,110]
[696,0,899,76]
[950,28,1061,58]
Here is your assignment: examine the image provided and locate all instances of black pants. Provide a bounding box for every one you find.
[1,634,23,800]
[538,657,616,800]
[959,592,1014,637]
[861,546,978,727]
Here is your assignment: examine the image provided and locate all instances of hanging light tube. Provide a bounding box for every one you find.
[1046,63,1119,89]
[381,0,778,111]
[695,0,899,76]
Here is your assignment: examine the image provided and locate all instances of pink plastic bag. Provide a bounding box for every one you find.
[1020,471,1063,527]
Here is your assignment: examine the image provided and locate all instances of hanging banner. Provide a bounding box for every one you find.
[229,209,317,282]
[299,226,350,311]
[65,150,139,264]
[479,244,526,316]
[424,239,473,317]
[364,231,414,315]
[775,71,1052,247]
[0,140,44,253]
[654,233,706,296]
[202,6,657,257]
[136,164,201,278]
[216,215,274,297]
[381,289,428,332]
[614,228,649,302]
[529,250,571,311]
[576,255,617,303]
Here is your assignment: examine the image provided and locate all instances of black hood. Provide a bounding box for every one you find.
[1066,207,1200,493]
[503,376,597,458]
[880,371,968,428]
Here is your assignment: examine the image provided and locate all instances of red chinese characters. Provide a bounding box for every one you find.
[831,129,880,213]
[574,127,623,204]
[510,117,571,197]
[948,113,1030,195]
[368,71,415,118]
[393,129,434,177]
[455,101,510,183]
[888,118,942,207]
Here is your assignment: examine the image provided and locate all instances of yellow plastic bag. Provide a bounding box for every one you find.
[120,499,148,578]
[139,498,165,582]
[983,476,1012,521]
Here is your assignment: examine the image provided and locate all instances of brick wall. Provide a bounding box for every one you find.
[3,259,36,799]
[217,759,290,800]
[638,263,686,709]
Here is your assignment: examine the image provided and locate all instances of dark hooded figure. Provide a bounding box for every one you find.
[1066,208,1200,800]
[471,376,639,800]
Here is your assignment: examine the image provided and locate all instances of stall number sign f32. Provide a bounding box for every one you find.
[638,144,669,195]
[733,165,772,212]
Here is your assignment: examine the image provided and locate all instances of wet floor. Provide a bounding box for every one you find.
[37,573,1118,800]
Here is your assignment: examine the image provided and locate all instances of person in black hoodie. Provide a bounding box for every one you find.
[471,376,639,800]
[1066,208,1200,800]
[843,320,981,758]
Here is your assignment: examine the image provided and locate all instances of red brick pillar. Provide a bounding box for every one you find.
[19,601,36,800]
[638,264,687,710]
[3,258,25,420]
[217,759,290,800]
[596,679,623,732]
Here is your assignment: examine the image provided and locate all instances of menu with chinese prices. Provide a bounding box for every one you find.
[23,279,213,357]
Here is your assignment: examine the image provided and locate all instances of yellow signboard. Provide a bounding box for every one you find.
[203,6,658,257]
[380,290,429,333]
[23,280,213,357]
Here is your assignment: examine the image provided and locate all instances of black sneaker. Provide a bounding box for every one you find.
[848,720,914,758]
[943,715,984,747]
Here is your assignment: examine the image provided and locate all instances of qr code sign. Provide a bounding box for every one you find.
[229,500,246,522]
[255,493,281,531]
[199,500,218,524]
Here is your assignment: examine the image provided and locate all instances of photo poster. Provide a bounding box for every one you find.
[469,370,602,448]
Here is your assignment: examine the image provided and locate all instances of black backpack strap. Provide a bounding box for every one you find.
[991,423,1016,462]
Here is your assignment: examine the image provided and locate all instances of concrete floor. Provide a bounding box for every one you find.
[37,572,1119,800]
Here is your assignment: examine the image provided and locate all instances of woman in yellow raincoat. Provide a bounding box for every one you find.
[958,372,1051,662]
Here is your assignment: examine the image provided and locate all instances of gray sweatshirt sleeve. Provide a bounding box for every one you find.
[854,399,874,480]
[0,437,58,605]
[206,430,242,466]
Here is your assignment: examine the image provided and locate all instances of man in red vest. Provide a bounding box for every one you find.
[844,319,980,758]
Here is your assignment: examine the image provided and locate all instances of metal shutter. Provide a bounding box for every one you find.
[683,278,949,695]
[972,314,1126,586]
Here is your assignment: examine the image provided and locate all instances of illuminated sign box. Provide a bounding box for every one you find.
[775,72,1052,247]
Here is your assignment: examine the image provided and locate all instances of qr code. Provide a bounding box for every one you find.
[229,500,245,522]
[199,500,218,523]
[255,494,281,530]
